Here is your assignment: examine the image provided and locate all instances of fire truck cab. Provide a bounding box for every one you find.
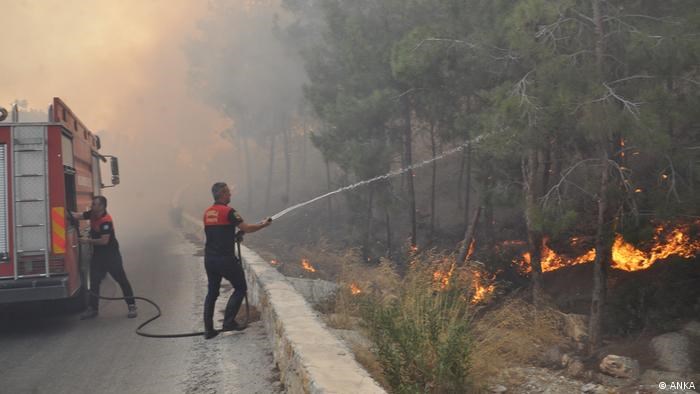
[0,98,119,305]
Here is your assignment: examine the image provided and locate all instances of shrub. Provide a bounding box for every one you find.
[359,256,474,393]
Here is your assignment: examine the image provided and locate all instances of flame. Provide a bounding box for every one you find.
[514,222,700,273]
[516,239,595,273]
[431,261,496,304]
[471,271,496,304]
[433,269,452,289]
[433,261,455,289]
[350,283,362,295]
[612,224,700,271]
[620,139,626,158]
[433,270,450,288]
[301,258,316,273]
[466,239,476,260]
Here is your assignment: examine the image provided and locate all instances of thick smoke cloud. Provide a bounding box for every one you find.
[0,1,235,239]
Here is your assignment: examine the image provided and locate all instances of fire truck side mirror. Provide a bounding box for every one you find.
[110,157,120,185]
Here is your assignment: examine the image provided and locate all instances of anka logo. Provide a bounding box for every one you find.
[663,382,695,390]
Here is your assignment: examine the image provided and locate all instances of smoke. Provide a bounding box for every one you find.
[0,1,234,239]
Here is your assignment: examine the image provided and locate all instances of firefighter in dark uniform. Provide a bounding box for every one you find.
[70,196,137,320]
[203,182,271,339]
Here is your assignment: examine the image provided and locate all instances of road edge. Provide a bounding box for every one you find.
[182,213,385,394]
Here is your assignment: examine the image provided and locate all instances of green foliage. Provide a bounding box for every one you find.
[359,266,473,393]
[543,209,579,237]
[291,0,700,303]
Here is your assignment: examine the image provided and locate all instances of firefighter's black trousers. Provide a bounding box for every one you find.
[89,251,135,310]
[203,255,247,332]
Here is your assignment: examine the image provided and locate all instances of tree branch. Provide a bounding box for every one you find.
[576,82,643,119]
[412,37,478,53]
[542,158,599,207]
[662,155,681,203]
[392,88,425,101]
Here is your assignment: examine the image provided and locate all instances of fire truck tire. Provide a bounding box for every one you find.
[0,107,7,122]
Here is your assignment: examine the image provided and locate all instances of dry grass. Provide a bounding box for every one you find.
[469,297,566,384]
[333,251,569,392]
[248,236,350,281]
[252,239,569,392]
[350,342,390,389]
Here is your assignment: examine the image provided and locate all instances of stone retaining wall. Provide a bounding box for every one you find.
[181,213,385,393]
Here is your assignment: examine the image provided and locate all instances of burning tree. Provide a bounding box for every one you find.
[467,0,700,352]
[288,0,700,358]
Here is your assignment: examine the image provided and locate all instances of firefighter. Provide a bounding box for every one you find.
[203,182,271,339]
[70,196,137,319]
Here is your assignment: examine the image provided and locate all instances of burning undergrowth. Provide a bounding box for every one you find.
[318,250,565,392]
[246,236,339,280]
[247,221,699,391]
[508,220,700,274]
[494,220,700,334]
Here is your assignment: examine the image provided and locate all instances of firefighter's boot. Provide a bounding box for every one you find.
[222,291,246,331]
[203,298,218,339]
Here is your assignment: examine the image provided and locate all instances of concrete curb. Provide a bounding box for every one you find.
[181,213,385,394]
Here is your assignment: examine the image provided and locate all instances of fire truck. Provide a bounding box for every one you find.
[0,98,119,306]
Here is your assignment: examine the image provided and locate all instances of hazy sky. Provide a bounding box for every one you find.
[0,0,237,233]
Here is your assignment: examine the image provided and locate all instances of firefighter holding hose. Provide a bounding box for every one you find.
[203,182,271,339]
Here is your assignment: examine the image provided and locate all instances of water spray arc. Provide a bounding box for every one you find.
[126,134,486,339]
[269,134,487,221]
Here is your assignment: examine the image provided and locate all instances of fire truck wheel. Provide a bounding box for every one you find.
[0,107,7,122]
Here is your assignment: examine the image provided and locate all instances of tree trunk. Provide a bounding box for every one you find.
[589,153,613,354]
[690,157,694,194]
[363,184,375,262]
[528,231,546,305]
[302,124,308,178]
[483,169,495,245]
[463,142,472,235]
[385,207,392,258]
[588,0,613,354]
[265,135,275,214]
[457,146,466,211]
[400,137,407,193]
[592,0,605,73]
[429,120,437,240]
[242,138,253,213]
[283,129,291,205]
[325,158,333,221]
[523,149,549,306]
[403,99,417,248]
[458,206,481,264]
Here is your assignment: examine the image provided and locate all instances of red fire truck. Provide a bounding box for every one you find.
[0,98,119,306]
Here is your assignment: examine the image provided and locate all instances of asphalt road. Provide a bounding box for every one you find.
[0,230,282,394]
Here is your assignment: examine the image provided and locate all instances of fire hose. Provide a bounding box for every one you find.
[86,238,249,339]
